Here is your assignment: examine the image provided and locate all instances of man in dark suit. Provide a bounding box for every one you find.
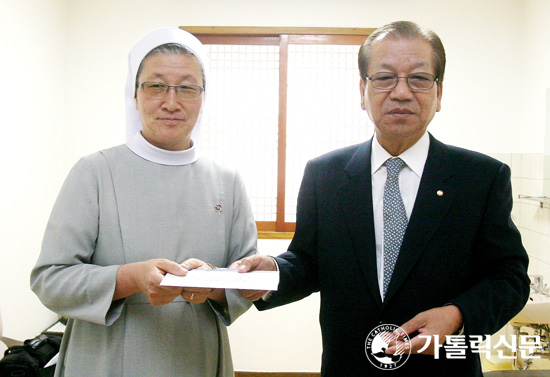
[235,21,530,376]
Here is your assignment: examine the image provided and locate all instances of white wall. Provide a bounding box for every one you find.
[61,0,529,158]
[0,0,67,339]
[522,0,550,154]
[229,239,323,371]
[2,0,550,372]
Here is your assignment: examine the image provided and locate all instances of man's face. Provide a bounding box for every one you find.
[360,37,442,154]
[135,53,204,151]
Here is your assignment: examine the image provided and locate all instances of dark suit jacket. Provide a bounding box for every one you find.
[257,134,530,376]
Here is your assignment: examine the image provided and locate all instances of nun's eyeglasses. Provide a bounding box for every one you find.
[138,81,204,100]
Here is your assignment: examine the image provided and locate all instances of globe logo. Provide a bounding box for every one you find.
[365,324,411,370]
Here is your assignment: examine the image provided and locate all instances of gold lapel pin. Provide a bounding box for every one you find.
[437,190,444,197]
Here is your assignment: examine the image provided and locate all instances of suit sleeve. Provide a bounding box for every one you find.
[450,163,530,336]
[256,161,321,310]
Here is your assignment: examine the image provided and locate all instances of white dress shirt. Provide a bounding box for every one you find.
[371,132,430,300]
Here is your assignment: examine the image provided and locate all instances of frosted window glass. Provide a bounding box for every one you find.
[200,45,280,221]
[285,44,372,222]
[200,43,372,225]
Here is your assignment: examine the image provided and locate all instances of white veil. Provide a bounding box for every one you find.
[124,27,209,165]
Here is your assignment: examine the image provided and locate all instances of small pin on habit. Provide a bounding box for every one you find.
[215,204,223,213]
[437,190,444,197]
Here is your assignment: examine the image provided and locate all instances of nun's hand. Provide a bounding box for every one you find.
[114,259,186,306]
[179,258,221,304]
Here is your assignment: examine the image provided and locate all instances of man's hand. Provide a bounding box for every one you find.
[386,305,464,355]
[229,255,278,301]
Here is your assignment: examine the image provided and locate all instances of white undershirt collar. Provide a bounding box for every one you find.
[126,131,199,166]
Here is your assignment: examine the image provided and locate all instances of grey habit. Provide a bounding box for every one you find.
[31,145,257,376]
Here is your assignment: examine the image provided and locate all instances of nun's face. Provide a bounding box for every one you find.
[135,53,204,151]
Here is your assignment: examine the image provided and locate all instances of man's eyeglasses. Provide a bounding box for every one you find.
[138,81,204,100]
[365,72,438,91]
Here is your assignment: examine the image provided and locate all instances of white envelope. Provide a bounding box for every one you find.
[160,269,279,291]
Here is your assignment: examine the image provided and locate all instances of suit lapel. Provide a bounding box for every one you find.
[383,135,457,303]
[338,139,383,306]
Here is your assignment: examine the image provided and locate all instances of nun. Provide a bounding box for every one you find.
[31,27,257,377]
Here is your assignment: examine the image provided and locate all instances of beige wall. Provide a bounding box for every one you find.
[1,0,550,372]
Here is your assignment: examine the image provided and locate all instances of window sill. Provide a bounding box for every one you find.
[258,231,294,240]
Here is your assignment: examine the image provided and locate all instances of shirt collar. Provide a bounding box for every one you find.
[371,132,430,178]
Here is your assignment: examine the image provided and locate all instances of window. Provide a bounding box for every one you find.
[183,27,374,235]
